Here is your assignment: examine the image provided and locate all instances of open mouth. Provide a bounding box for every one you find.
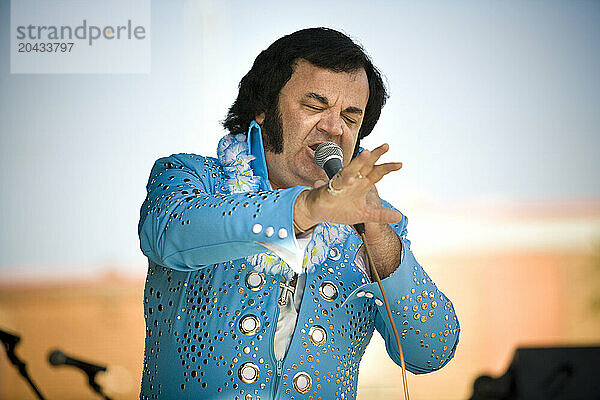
[308,142,324,152]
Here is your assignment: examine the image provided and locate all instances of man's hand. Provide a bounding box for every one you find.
[293,143,402,229]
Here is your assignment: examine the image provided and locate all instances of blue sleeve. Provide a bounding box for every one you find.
[138,153,308,271]
[346,201,460,374]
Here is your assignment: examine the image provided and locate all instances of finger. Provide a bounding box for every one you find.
[367,206,404,224]
[339,148,371,179]
[357,143,389,176]
[367,143,389,165]
[366,162,403,184]
[313,180,327,189]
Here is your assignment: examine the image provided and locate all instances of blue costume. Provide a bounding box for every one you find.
[138,122,460,399]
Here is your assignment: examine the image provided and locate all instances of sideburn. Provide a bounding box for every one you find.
[261,103,284,154]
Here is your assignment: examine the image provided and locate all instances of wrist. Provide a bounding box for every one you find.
[293,189,321,232]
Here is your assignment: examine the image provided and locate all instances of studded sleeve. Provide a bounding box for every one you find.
[344,201,460,374]
[373,204,460,373]
[138,154,307,271]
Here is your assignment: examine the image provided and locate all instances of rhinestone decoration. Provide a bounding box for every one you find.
[252,223,262,234]
[308,325,327,346]
[292,371,312,393]
[239,362,260,384]
[318,281,338,301]
[245,271,266,291]
[239,315,260,335]
[328,247,341,261]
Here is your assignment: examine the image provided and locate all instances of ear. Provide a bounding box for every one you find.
[255,112,265,125]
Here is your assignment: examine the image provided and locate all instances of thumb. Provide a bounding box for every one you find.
[313,180,327,189]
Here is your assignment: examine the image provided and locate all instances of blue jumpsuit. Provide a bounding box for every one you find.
[138,122,460,399]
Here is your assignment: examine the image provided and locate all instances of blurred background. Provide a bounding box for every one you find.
[1,0,599,399]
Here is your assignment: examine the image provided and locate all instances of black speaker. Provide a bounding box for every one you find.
[470,346,600,400]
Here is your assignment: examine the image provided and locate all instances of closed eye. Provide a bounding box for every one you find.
[343,115,357,125]
[304,104,323,111]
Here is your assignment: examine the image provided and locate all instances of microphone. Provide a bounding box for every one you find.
[314,142,343,179]
[48,349,107,375]
[314,142,365,234]
[49,349,112,399]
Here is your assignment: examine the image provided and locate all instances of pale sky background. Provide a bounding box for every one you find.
[0,0,599,280]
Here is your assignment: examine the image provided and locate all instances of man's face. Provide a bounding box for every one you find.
[258,60,370,189]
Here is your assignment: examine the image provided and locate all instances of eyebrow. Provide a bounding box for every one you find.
[304,92,364,116]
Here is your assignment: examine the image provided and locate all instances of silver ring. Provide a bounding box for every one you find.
[356,172,364,180]
[327,178,343,196]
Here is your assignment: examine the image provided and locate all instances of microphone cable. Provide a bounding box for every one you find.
[315,141,410,399]
[358,230,410,400]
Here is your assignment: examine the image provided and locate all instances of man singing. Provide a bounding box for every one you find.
[138,27,459,399]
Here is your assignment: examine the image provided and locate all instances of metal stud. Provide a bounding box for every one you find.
[245,272,266,291]
[318,281,338,301]
[239,362,260,384]
[239,315,260,335]
[328,247,341,261]
[265,226,274,237]
[308,325,327,346]
[292,371,312,393]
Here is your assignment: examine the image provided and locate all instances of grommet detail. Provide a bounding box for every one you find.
[252,224,262,234]
[375,298,384,306]
[364,292,374,299]
[239,362,260,384]
[318,281,338,301]
[356,291,365,297]
[265,226,274,237]
[278,228,288,239]
[328,247,341,261]
[308,325,327,346]
[239,315,260,335]
[245,271,265,291]
[292,371,312,393]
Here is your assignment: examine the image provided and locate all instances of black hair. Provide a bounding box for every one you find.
[222,27,388,153]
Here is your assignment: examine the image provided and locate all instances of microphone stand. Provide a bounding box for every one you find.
[86,371,112,400]
[0,328,47,400]
[48,349,112,400]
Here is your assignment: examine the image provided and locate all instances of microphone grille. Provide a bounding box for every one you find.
[314,142,343,168]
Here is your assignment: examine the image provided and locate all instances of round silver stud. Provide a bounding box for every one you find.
[293,371,312,393]
[252,224,262,234]
[356,291,365,297]
[308,325,327,346]
[278,228,288,239]
[245,271,265,291]
[328,247,341,261]
[375,298,383,306]
[318,281,338,301]
[239,362,260,384]
[239,315,260,335]
[265,226,274,237]
[364,292,374,299]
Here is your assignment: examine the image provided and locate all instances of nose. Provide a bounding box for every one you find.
[316,110,343,137]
